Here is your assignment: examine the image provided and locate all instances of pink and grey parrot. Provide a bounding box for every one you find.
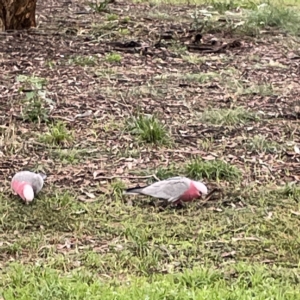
[124,176,208,204]
[11,171,46,204]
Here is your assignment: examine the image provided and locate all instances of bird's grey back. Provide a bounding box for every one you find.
[141,177,190,200]
[12,171,44,194]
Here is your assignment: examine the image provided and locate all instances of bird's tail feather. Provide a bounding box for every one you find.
[123,186,146,195]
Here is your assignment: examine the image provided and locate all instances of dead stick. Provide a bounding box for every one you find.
[94,174,161,181]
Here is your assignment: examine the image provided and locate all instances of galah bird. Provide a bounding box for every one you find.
[11,171,46,204]
[124,176,208,204]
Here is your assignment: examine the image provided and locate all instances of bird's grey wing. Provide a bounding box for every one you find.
[142,179,189,201]
[165,176,184,181]
[31,175,44,194]
[12,171,31,182]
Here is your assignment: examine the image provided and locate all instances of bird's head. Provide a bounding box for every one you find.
[22,184,34,204]
[193,181,208,197]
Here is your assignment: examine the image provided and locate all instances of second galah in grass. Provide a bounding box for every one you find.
[124,176,208,204]
[11,171,46,204]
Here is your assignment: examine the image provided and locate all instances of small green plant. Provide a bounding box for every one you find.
[45,60,56,69]
[22,91,51,123]
[280,183,300,202]
[183,72,219,83]
[246,135,281,153]
[242,84,274,96]
[208,0,240,14]
[68,55,96,66]
[17,74,47,90]
[54,148,85,164]
[201,107,257,126]
[121,16,131,24]
[105,52,122,63]
[169,41,187,55]
[155,165,179,180]
[127,114,171,145]
[198,137,214,151]
[39,122,74,145]
[106,13,118,21]
[186,158,242,181]
[118,28,130,36]
[88,0,111,13]
[182,54,205,65]
[17,75,52,123]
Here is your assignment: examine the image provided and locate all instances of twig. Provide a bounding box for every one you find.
[94,174,161,181]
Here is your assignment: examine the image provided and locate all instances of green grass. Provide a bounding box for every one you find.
[183,72,219,83]
[17,74,52,123]
[68,55,97,66]
[16,74,47,90]
[39,121,74,145]
[52,148,88,164]
[1,182,300,298]
[279,183,300,201]
[127,114,172,145]
[22,90,51,123]
[200,107,258,126]
[242,84,274,96]
[106,13,119,21]
[186,1,300,36]
[245,2,300,35]
[182,54,206,64]
[118,28,130,36]
[246,135,282,153]
[207,0,253,13]
[88,0,111,13]
[1,262,300,299]
[186,158,242,181]
[105,52,122,63]
[110,179,127,200]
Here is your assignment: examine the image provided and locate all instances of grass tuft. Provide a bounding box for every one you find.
[17,74,52,123]
[68,55,97,66]
[200,107,258,126]
[88,0,111,13]
[279,183,300,202]
[208,0,241,14]
[246,135,282,153]
[186,158,242,181]
[52,148,87,164]
[183,72,219,83]
[39,121,74,145]
[105,52,122,63]
[106,13,118,21]
[155,165,179,180]
[242,83,274,96]
[22,91,51,123]
[110,179,127,200]
[127,114,171,145]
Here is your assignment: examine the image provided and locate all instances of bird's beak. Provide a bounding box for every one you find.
[38,172,47,180]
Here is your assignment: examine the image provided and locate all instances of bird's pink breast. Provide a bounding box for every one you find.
[11,180,28,200]
[179,181,200,202]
